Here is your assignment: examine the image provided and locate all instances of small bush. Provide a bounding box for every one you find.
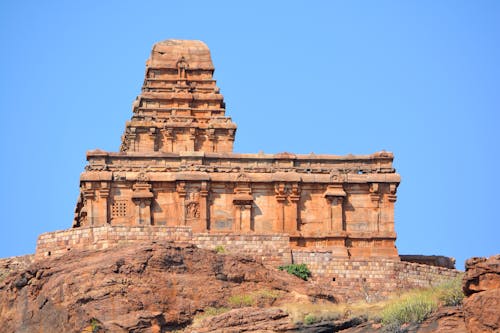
[304,313,318,325]
[381,293,437,328]
[228,294,254,307]
[203,306,230,317]
[214,245,226,254]
[89,318,102,333]
[278,264,311,281]
[436,276,464,306]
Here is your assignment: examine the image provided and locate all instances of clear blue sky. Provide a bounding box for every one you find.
[1,1,498,269]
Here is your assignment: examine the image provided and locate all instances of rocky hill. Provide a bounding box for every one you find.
[0,244,498,332]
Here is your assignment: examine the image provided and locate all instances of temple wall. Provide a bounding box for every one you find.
[76,178,399,257]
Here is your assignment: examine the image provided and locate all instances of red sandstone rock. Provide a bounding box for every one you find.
[462,255,500,333]
[0,242,332,332]
[463,255,500,296]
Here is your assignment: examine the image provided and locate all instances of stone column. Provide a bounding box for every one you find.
[199,181,209,231]
[188,128,196,151]
[233,183,253,233]
[207,128,216,152]
[380,183,397,232]
[149,127,158,151]
[369,183,381,232]
[287,183,301,234]
[132,181,154,225]
[82,183,95,227]
[129,127,137,152]
[96,182,110,226]
[163,128,174,152]
[275,183,287,232]
[324,184,346,233]
[176,181,187,225]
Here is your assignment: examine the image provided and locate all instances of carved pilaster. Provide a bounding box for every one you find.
[288,183,301,234]
[275,182,287,232]
[176,181,187,224]
[199,181,209,231]
[370,183,381,232]
[163,127,174,152]
[324,184,346,232]
[207,128,216,152]
[128,127,137,152]
[132,173,154,225]
[97,182,111,226]
[82,182,95,226]
[149,127,158,151]
[233,174,253,232]
[189,128,196,151]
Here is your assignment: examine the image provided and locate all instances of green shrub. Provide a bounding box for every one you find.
[381,293,437,328]
[304,313,318,325]
[278,264,311,281]
[89,318,102,333]
[214,245,226,254]
[436,276,464,306]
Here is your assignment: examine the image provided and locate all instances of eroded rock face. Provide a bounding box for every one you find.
[0,242,329,333]
[462,254,500,333]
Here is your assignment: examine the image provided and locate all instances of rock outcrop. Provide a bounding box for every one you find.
[0,242,332,333]
[462,255,500,333]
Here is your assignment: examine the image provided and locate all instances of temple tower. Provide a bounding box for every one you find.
[120,40,236,153]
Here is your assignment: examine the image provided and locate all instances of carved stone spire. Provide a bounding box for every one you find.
[120,39,237,153]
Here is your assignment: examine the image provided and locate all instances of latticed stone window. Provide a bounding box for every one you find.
[111,200,128,218]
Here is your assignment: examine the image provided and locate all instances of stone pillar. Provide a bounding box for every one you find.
[199,181,209,231]
[176,181,187,225]
[82,183,95,227]
[369,183,381,232]
[287,183,301,234]
[380,183,397,232]
[132,181,154,225]
[275,183,287,232]
[188,128,196,151]
[96,182,110,226]
[233,176,253,233]
[129,127,137,152]
[207,128,216,152]
[324,184,346,233]
[149,127,158,151]
[163,128,174,152]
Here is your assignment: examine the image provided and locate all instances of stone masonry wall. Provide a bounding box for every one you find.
[35,226,193,260]
[35,226,291,266]
[194,234,291,267]
[292,250,462,301]
[35,226,461,301]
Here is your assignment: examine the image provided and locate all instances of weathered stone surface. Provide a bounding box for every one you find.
[0,242,331,333]
[400,255,456,269]
[463,254,500,296]
[463,254,500,333]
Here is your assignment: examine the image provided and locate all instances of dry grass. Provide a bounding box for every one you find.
[281,275,464,328]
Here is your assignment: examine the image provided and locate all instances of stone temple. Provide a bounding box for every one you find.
[72,39,400,258]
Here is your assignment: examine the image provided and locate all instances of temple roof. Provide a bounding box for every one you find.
[147,39,214,70]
